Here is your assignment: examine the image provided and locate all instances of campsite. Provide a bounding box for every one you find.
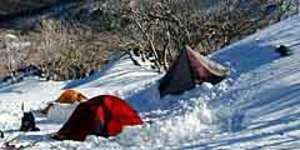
[0,0,300,149]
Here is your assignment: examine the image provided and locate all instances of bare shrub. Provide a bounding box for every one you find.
[0,31,31,77]
[95,0,298,71]
[0,19,121,81]
[31,19,120,80]
[0,0,298,80]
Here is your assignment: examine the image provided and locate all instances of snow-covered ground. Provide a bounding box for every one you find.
[0,14,300,149]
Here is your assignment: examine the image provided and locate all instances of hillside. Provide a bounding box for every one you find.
[0,0,59,15]
[0,0,296,83]
[0,12,299,149]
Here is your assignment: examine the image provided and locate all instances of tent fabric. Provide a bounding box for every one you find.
[55,89,87,104]
[158,47,195,96]
[159,45,229,97]
[41,89,87,114]
[53,95,143,141]
[186,46,229,84]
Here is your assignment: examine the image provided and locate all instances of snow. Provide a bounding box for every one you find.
[0,14,300,149]
[47,102,79,123]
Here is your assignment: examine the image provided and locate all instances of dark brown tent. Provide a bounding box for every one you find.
[159,45,229,97]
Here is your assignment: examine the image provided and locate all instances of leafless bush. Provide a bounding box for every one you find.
[0,0,298,80]
[95,0,297,71]
[0,19,121,81]
[31,19,120,80]
[0,31,31,77]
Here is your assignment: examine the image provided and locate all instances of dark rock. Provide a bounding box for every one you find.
[20,112,40,132]
[276,45,292,57]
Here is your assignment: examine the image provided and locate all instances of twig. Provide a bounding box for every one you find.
[132,15,161,72]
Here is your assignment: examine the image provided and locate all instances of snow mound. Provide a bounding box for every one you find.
[47,102,79,123]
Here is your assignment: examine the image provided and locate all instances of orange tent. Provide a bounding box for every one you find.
[55,89,87,104]
[41,89,87,114]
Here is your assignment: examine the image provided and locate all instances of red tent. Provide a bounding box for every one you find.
[52,95,143,141]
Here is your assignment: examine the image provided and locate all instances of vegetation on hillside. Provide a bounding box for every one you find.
[0,0,298,81]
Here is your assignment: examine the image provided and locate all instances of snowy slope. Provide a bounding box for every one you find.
[0,14,300,149]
